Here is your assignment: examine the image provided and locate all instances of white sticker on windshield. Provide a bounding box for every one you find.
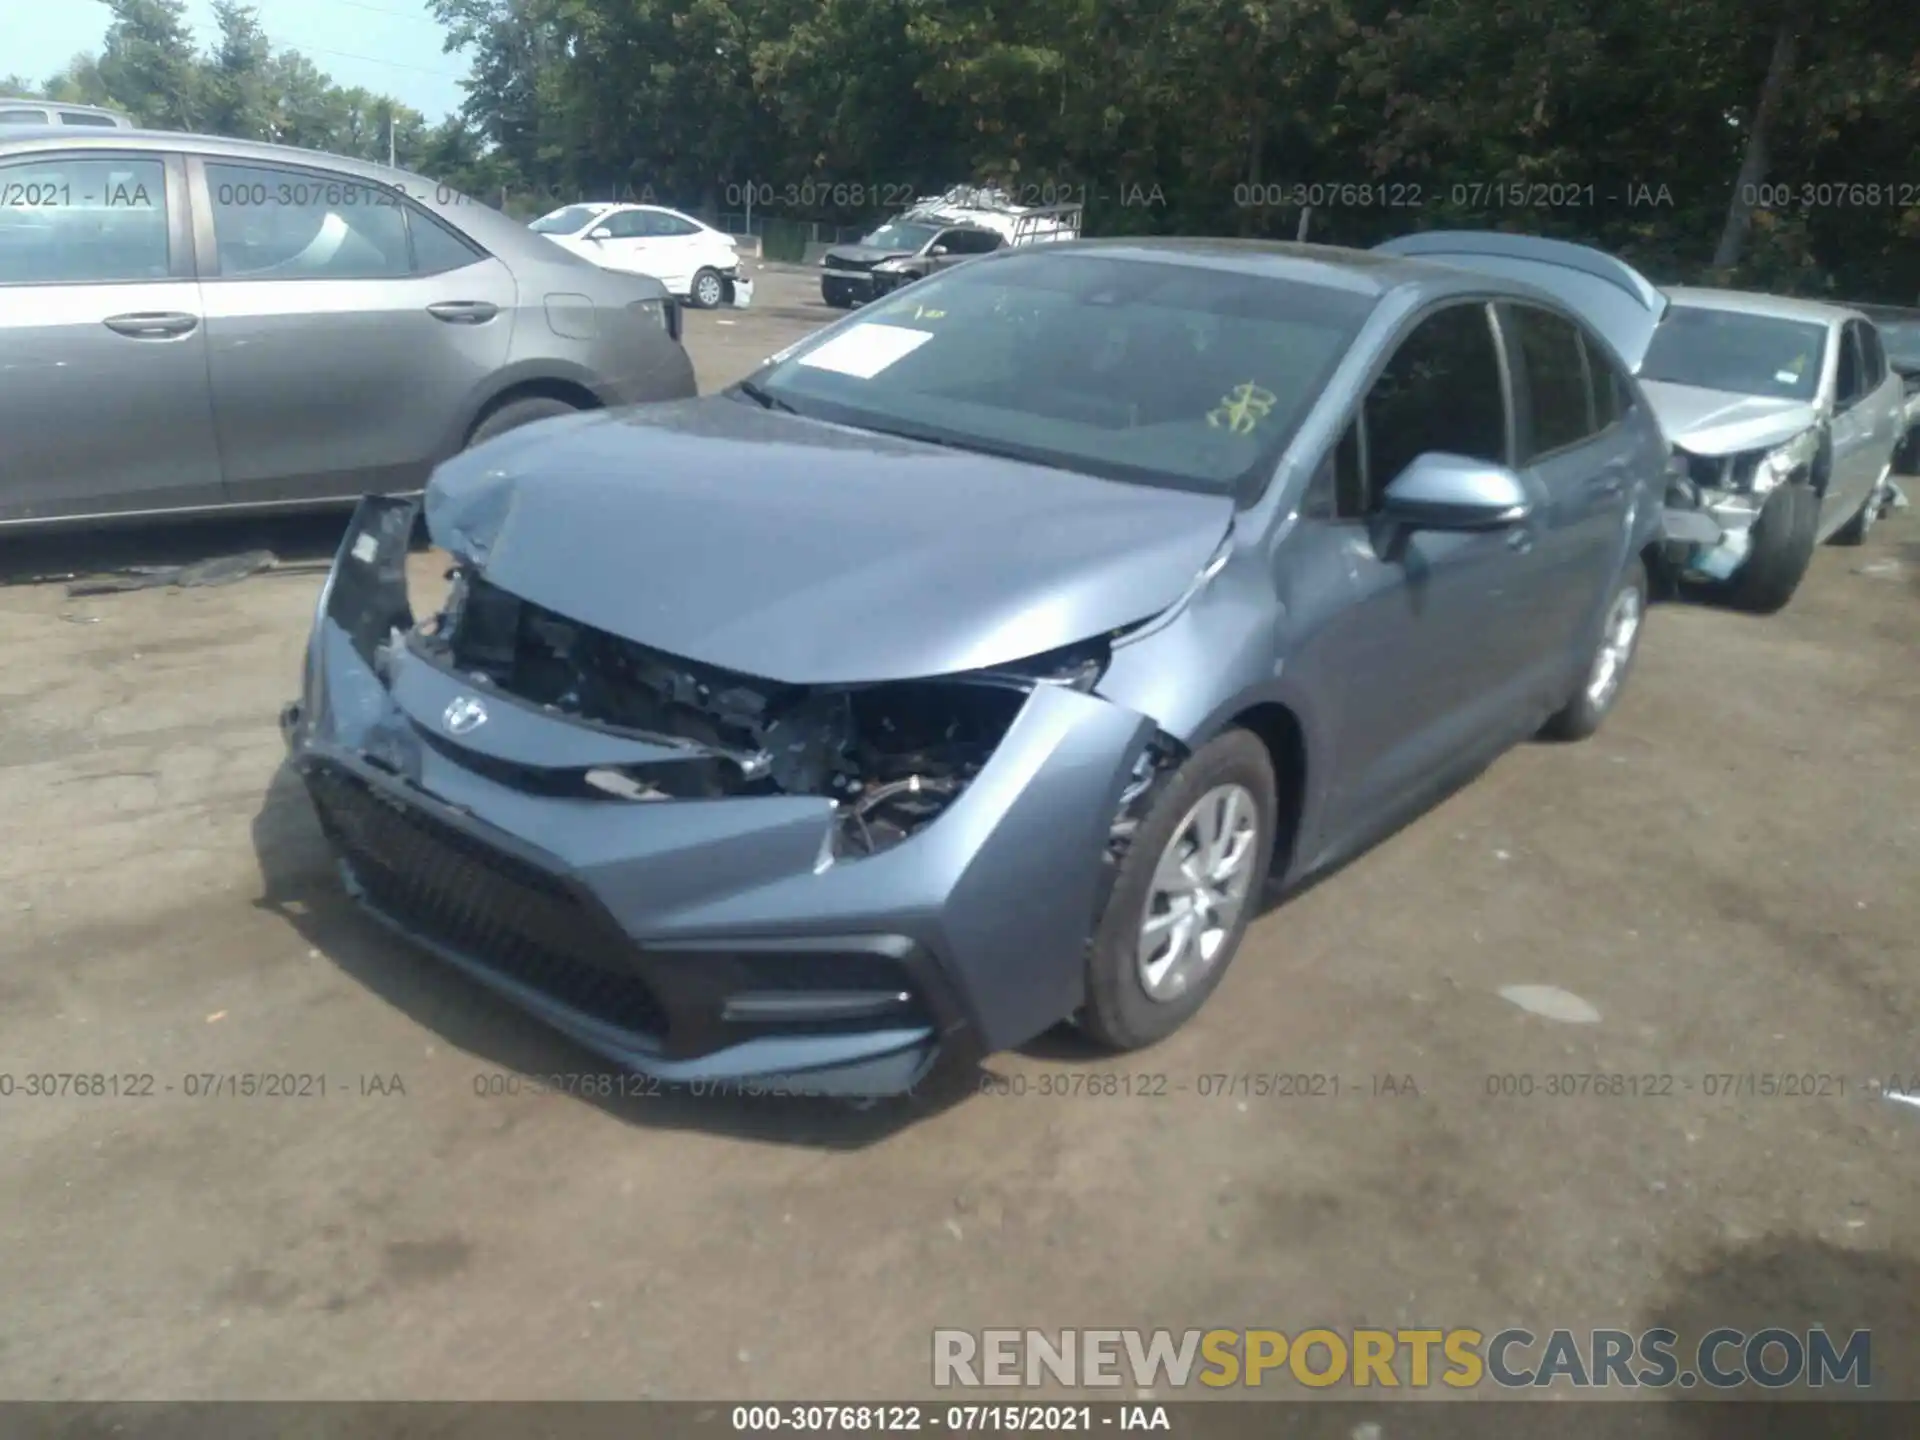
[796,323,933,379]
[1773,369,1799,384]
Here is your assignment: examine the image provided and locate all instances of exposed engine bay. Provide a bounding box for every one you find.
[410,569,1056,858]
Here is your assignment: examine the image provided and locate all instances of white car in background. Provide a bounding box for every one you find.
[530,202,752,309]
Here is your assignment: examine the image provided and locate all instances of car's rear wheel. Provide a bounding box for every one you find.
[464,395,583,449]
[1831,463,1889,546]
[689,268,726,309]
[1541,557,1647,742]
[1077,730,1276,1051]
[1720,479,1818,614]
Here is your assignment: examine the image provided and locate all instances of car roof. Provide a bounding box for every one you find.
[992,235,1550,303]
[0,126,613,270]
[1850,300,1920,322]
[0,125,417,180]
[1663,285,1855,327]
[0,99,128,117]
[607,203,701,220]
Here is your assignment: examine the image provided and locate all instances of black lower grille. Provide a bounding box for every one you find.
[305,764,667,1038]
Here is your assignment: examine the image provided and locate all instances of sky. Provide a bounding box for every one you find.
[0,0,473,120]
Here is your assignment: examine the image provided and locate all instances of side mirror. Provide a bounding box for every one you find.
[1378,452,1533,530]
[928,244,950,257]
[587,226,613,241]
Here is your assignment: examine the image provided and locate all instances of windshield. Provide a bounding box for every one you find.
[1639,305,1828,401]
[530,205,603,235]
[747,251,1371,496]
[861,222,939,251]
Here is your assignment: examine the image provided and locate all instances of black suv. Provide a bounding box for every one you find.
[819,220,1004,307]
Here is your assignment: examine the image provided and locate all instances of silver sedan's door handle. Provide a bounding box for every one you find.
[1506,528,1534,553]
[103,311,199,338]
[426,300,499,324]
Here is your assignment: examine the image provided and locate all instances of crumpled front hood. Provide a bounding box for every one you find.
[425,398,1234,686]
[1641,380,1820,458]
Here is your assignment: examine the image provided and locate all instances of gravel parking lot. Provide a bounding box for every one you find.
[1,264,1916,1406]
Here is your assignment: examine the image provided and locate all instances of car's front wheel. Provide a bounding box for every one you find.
[1721,479,1819,613]
[1541,557,1647,742]
[689,268,726,309]
[1077,730,1277,1051]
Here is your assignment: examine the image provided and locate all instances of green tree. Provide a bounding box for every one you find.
[98,0,202,128]
[203,1,274,139]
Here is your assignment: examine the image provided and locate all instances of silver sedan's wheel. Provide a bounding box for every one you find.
[1584,583,1643,711]
[1138,783,1260,1001]
[1077,729,1277,1052]
[1540,556,1648,742]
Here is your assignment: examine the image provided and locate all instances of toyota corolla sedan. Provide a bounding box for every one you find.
[0,128,695,530]
[285,239,1668,1097]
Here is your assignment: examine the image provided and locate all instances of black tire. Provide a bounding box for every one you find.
[1830,467,1887,546]
[1720,480,1818,614]
[1077,730,1277,1052]
[1894,427,1920,478]
[1541,557,1648,742]
[689,268,726,310]
[464,395,582,449]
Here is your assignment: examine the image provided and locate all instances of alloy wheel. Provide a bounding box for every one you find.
[1586,584,1643,709]
[1137,783,1260,1002]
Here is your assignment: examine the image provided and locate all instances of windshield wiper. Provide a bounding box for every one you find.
[735,380,800,414]
[849,420,1083,472]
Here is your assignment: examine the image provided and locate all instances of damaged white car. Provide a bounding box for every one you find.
[1375,233,1903,612]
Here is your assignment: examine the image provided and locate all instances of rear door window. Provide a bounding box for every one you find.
[1507,304,1599,460]
[204,160,410,280]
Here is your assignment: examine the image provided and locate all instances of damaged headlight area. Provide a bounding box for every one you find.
[411,568,1117,860]
[1674,425,1819,502]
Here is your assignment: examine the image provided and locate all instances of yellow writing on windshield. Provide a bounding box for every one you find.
[1208,382,1277,435]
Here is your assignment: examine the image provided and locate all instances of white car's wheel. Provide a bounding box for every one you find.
[690,268,726,309]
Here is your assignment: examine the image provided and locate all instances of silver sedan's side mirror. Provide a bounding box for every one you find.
[1379,452,1534,529]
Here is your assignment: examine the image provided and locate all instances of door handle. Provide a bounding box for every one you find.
[102,311,199,338]
[426,301,499,324]
[1591,474,1625,497]
[1506,528,1534,553]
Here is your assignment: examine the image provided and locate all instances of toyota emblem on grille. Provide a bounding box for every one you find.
[443,695,489,735]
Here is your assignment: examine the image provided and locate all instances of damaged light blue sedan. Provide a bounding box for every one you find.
[284,239,1668,1096]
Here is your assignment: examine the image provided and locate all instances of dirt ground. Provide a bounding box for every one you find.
[1,265,1916,1405]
